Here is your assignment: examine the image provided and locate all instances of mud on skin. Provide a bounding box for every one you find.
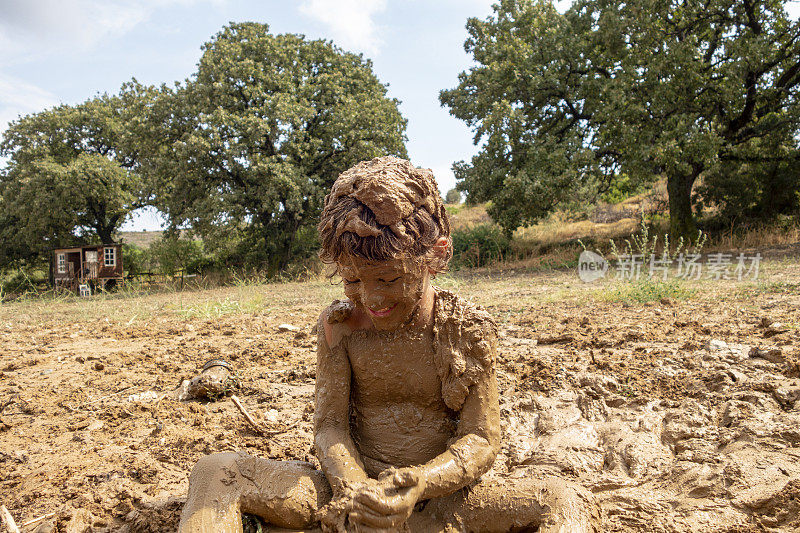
[178,156,599,532]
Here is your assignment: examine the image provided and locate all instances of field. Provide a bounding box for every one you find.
[1,258,800,532]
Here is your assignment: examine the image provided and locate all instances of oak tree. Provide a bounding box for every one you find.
[441,0,800,239]
[0,94,152,268]
[163,22,408,273]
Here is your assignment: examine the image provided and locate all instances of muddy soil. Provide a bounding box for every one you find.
[1,264,799,532]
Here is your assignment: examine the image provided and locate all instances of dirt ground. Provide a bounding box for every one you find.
[1,258,799,532]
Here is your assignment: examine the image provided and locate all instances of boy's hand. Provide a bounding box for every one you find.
[348,467,426,530]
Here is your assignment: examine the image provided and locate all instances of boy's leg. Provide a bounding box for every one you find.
[178,452,332,533]
[407,473,599,533]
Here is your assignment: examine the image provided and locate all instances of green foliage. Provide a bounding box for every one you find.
[0,93,155,269]
[0,268,49,298]
[156,22,408,275]
[451,224,510,268]
[697,142,800,222]
[148,237,206,275]
[601,174,647,205]
[442,0,800,240]
[123,237,210,276]
[122,244,151,275]
[445,188,462,204]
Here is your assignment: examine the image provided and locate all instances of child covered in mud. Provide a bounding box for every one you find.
[179,156,596,532]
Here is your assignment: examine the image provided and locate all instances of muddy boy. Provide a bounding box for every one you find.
[179,156,596,532]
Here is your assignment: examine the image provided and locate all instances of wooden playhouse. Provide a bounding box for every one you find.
[52,244,124,294]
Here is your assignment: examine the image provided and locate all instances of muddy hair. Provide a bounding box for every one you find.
[318,174,452,274]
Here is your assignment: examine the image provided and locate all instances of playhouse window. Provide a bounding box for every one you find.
[104,247,116,267]
[57,253,66,274]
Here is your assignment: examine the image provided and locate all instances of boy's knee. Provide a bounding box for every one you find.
[190,452,240,482]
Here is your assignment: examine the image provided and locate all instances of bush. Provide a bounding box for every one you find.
[445,188,462,204]
[451,224,510,268]
[122,244,151,275]
[149,237,206,275]
[0,268,48,297]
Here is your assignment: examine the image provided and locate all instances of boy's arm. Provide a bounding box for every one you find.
[355,325,500,513]
[350,344,500,527]
[313,314,370,494]
[414,361,501,499]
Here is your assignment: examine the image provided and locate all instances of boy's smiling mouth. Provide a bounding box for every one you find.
[368,303,397,317]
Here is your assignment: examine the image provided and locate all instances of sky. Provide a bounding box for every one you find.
[0,0,518,231]
[1,0,797,231]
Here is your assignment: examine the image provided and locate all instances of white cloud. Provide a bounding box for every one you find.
[298,0,387,56]
[0,0,224,63]
[0,74,59,132]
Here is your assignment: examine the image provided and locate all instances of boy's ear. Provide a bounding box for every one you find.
[428,237,450,274]
[432,237,449,256]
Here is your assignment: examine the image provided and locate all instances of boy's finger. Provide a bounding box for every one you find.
[348,508,404,529]
[353,490,406,514]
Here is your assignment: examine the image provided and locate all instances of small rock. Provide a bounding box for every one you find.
[706,339,729,351]
[749,346,785,364]
[173,363,237,401]
[278,323,300,332]
[127,390,160,403]
[660,297,675,306]
[264,409,280,424]
[765,323,789,338]
[93,361,104,371]
[771,386,800,410]
[33,519,56,533]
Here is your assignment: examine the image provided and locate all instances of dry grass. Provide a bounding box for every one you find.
[446,203,493,230]
[451,191,799,272]
[515,214,640,247]
[118,230,166,248]
[703,222,800,253]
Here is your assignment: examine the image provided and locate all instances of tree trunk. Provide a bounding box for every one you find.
[667,170,698,243]
[267,220,301,277]
[97,225,115,244]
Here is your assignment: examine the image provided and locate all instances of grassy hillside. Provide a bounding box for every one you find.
[118,230,165,249]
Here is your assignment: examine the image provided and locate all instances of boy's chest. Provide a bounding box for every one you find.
[347,328,442,405]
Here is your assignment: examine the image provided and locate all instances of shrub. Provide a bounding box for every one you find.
[451,224,510,268]
[149,237,206,275]
[445,188,462,204]
[122,244,151,275]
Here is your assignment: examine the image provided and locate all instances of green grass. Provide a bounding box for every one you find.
[596,278,695,304]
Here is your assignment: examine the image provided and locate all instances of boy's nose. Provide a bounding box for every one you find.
[364,291,386,309]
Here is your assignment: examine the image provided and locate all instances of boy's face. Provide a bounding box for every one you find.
[338,255,430,331]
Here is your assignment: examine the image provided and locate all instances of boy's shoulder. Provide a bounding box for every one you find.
[317,299,362,349]
[432,287,498,411]
[432,288,497,335]
[324,299,355,325]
